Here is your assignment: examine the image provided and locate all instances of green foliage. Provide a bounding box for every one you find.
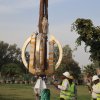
[54,46,59,65]
[83,64,96,77]
[72,18,100,65]
[0,41,28,76]
[0,41,21,69]
[54,45,81,79]
[72,18,94,45]
[1,63,23,77]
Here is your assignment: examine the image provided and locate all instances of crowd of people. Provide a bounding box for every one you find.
[33,71,77,100]
[33,71,100,100]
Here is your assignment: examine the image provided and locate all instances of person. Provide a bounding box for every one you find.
[56,71,71,100]
[69,76,77,100]
[92,75,100,100]
[34,75,47,100]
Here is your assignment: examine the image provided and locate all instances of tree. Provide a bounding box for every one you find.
[0,41,9,70]
[54,45,81,79]
[83,64,96,77]
[0,41,28,75]
[0,41,21,70]
[1,63,23,77]
[72,18,100,66]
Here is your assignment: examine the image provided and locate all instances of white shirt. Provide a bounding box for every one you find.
[92,84,97,99]
[58,79,69,90]
[93,82,100,94]
[34,77,47,96]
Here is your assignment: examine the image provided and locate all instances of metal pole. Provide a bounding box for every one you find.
[35,0,48,99]
[38,0,48,72]
[39,0,44,33]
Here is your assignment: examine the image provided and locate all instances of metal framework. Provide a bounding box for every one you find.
[21,0,63,75]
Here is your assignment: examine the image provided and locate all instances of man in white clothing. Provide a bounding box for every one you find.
[34,75,47,100]
[92,84,97,100]
[92,75,100,100]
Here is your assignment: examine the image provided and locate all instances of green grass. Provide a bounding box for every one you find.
[0,84,91,100]
[77,85,91,100]
[0,84,34,100]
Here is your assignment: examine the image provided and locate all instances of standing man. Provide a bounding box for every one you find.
[34,75,47,100]
[92,75,100,100]
[57,71,71,100]
[69,76,77,100]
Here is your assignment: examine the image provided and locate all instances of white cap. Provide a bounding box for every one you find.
[63,71,71,79]
[92,75,99,82]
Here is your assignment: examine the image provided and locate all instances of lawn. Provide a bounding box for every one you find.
[0,84,91,100]
[77,85,91,100]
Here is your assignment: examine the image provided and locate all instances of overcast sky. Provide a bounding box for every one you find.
[0,0,100,67]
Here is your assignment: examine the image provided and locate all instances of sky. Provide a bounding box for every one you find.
[0,0,100,67]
